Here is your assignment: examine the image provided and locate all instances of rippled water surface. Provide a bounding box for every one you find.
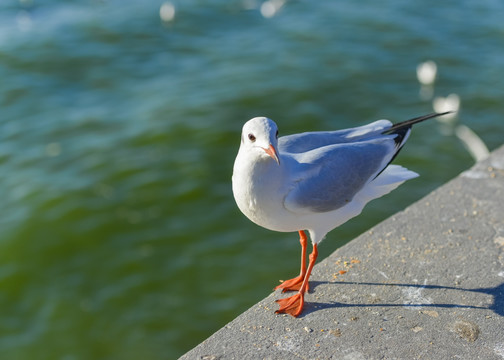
[1,1,503,358]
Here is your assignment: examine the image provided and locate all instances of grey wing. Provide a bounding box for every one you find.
[278,119,392,154]
[284,137,396,214]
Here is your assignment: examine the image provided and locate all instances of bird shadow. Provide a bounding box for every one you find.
[298,280,504,318]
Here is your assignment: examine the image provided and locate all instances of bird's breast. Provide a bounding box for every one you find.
[232,157,291,231]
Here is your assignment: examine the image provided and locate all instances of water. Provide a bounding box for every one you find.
[1,1,503,358]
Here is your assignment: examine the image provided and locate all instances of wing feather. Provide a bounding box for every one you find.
[278,120,392,154]
[284,137,396,213]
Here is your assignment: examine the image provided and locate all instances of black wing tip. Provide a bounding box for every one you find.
[374,111,453,179]
[406,111,454,125]
[383,111,454,135]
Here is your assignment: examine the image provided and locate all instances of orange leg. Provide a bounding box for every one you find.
[275,243,318,317]
[274,231,308,293]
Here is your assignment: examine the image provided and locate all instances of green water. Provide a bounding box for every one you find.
[1,1,503,359]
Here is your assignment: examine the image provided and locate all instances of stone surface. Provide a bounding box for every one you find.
[181,145,504,360]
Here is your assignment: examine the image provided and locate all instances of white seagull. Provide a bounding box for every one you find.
[232,112,450,317]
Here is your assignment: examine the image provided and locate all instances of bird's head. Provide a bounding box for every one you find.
[240,117,280,165]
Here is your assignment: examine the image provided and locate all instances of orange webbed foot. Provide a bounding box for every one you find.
[275,292,305,317]
[274,276,309,293]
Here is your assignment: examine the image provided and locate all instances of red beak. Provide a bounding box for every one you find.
[263,144,280,165]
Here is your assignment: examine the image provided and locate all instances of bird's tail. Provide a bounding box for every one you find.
[357,165,418,205]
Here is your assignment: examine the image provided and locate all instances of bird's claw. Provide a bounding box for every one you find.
[275,292,304,317]
[274,276,309,293]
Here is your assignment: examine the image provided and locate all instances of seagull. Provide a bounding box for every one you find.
[232,112,450,317]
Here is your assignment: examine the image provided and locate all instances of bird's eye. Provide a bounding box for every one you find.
[248,133,256,142]
[275,130,279,138]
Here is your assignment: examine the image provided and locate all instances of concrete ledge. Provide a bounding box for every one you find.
[181,145,504,360]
